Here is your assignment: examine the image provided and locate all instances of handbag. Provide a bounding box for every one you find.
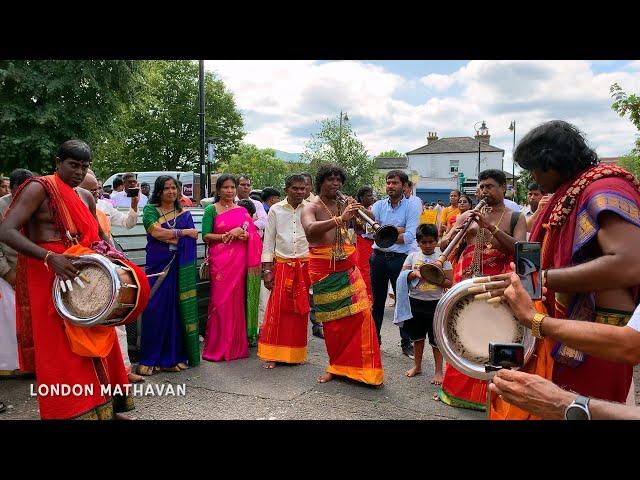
[199,245,210,280]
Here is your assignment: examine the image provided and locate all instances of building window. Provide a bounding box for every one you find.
[449,160,459,174]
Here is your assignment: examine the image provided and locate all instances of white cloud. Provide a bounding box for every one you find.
[205,60,640,167]
[420,73,455,91]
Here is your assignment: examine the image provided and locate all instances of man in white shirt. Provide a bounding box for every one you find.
[258,174,311,368]
[301,172,317,202]
[236,175,267,236]
[522,182,542,219]
[79,173,143,383]
[110,172,148,208]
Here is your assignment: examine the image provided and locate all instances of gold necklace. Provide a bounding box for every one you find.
[484,206,507,250]
[318,196,349,263]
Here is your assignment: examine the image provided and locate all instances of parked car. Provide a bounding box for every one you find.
[103,171,199,202]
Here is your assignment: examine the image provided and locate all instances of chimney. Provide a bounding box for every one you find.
[474,121,491,144]
[427,131,438,144]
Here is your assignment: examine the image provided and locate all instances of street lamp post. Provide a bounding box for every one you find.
[474,121,489,188]
[338,111,349,163]
[509,120,516,199]
[198,60,207,200]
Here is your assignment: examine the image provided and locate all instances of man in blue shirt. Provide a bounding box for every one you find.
[370,170,422,358]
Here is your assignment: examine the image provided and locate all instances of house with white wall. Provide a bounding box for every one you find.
[406,125,505,203]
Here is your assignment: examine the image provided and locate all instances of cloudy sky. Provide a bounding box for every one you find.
[205,60,640,172]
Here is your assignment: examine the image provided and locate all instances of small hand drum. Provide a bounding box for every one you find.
[53,254,139,328]
[433,278,537,380]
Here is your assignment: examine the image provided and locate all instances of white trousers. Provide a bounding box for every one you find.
[0,277,19,371]
[258,280,271,329]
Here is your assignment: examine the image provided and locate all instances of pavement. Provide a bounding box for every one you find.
[2,302,638,420]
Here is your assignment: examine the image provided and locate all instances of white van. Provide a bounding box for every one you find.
[103,171,198,200]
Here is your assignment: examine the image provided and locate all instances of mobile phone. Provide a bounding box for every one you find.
[488,342,524,369]
[514,241,542,300]
[126,187,139,198]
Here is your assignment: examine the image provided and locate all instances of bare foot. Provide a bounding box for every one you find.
[430,372,444,385]
[317,372,334,383]
[128,372,145,384]
[405,367,422,377]
[263,361,276,369]
[114,412,134,420]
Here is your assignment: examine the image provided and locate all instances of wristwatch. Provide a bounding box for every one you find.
[531,312,547,339]
[564,395,591,420]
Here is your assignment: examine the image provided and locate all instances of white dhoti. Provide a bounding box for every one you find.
[116,324,131,371]
[0,277,19,372]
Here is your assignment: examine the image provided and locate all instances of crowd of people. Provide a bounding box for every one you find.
[2,118,640,421]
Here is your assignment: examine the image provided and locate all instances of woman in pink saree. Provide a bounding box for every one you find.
[202,174,263,361]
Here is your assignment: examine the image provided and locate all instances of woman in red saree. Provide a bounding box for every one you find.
[202,174,263,361]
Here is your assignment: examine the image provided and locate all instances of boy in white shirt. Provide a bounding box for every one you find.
[401,224,453,384]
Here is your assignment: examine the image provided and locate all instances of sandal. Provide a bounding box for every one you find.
[136,365,155,376]
[176,362,189,370]
[160,366,181,372]
[0,401,6,413]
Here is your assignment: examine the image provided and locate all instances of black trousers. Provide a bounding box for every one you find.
[369,250,411,348]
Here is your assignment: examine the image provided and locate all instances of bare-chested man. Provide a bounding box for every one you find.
[300,163,383,386]
[0,140,133,420]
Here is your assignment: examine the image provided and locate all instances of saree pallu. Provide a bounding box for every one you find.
[439,244,512,411]
[257,257,310,363]
[12,175,132,419]
[202,207,262,361]
[309,245,383,386]
[140,206,199,368]
[355,235,374,301]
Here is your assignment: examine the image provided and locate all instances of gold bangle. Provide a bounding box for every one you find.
[43,250,54,270]
[492,225,500,235]
[531,313,547,339]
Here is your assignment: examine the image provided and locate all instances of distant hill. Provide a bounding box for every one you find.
[274,150,304,163]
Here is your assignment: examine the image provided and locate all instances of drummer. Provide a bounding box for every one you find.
[435,169,527,411]
[0,140,134,420]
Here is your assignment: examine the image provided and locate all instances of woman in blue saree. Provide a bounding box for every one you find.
[137,176,200,375]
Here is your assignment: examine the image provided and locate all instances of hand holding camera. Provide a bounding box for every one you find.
[127,182,141,210]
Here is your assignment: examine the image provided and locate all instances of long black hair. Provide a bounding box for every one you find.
[514,120,599,179]
[214,173,238,203]
[150,175,182,211]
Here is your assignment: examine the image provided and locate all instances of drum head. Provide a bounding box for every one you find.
[52,254,120,327]
[433,278,536,380]
[61,263,112,319]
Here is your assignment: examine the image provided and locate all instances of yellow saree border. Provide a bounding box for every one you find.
[257,343,307,364]
[326,365,384,386]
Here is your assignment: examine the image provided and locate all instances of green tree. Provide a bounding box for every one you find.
[618,153,640,179]
[0,60,143,174]
[219,144,290,190]
[610,83,640,180]
[300,115,376,196]
[376,149,403,158]
[515,169,533,204]
[92,60,244,178]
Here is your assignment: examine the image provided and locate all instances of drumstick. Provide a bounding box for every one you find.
[78,273,91,284]
[147,272,167,278]
[486,297,502,304]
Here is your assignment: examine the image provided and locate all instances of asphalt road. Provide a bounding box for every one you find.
[2,302,638,420]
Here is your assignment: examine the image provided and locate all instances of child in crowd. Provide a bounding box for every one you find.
[401,224,452,384]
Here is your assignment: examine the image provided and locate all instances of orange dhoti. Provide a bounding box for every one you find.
[258,257,310,364]
[309,245,383,386]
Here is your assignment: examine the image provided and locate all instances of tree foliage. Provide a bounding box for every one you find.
[0,60,143,175]
[611,83,640,155]
[618,153,640,180]
[300,115,376,196]
[92,61,244,178]
[219,143,291,191]
[376,149,403,158]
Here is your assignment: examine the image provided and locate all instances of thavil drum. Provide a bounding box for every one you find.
[433,278,536,380]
